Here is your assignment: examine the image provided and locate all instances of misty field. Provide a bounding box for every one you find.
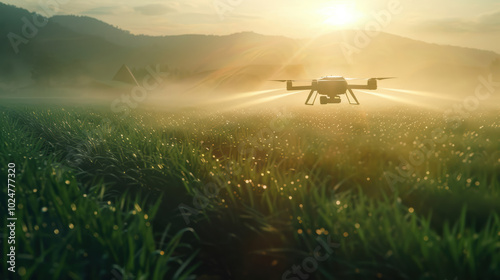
[1,105,499,280]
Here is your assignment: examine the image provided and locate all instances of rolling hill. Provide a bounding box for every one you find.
[1,2,499,95]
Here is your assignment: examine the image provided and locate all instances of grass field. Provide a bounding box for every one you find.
[1,104,499,280]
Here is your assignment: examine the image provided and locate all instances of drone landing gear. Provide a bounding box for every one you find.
[305,89,319,105]
[346,88,360,105]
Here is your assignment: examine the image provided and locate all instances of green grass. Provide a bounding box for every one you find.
[0,110,199,280]
[1,105,499,279]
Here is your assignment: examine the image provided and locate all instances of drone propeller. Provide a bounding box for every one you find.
[270,79,313,82]
[346,77,396,81]
[373,77,396,80]
[272,77,395,82]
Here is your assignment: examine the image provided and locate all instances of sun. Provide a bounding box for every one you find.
[321,3,359,27]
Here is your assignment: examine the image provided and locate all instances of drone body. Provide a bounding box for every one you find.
[274,76,392,105]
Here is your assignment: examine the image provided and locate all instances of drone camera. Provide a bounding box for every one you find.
[320,96,341,105]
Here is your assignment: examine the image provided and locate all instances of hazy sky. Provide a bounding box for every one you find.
[5,0,500,53]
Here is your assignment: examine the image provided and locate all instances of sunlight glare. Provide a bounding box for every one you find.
[380,88,462,102]
[321,2,360,27]
[223,91,306,111]
[357,90,438,109]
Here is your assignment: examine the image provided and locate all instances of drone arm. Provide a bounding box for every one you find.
[348,84,371,90]
[347,78,378,90]
[289,85,314,90]
[286,80,313,91]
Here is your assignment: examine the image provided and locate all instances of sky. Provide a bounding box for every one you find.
[4,0,500,53]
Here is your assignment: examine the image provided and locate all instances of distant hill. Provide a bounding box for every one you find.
[50,15,149,47]
[1,3,499,94]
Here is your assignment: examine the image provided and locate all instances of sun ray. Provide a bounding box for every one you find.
[380,88,462,102]
[356,90,439,109]
[222,90,306,111]
[205,88,286,105]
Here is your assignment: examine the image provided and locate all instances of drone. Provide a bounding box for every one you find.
[272,76,394,105]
